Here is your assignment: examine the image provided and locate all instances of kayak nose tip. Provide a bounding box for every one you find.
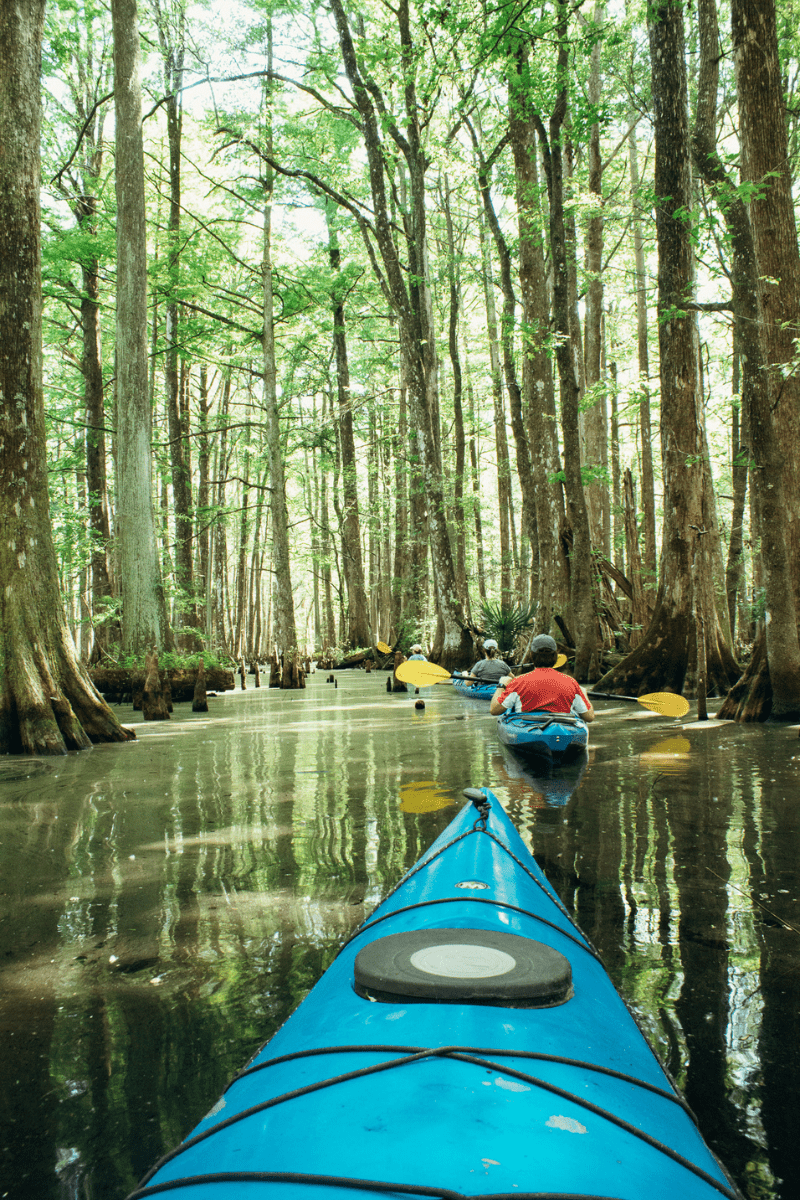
[463,787,489,812]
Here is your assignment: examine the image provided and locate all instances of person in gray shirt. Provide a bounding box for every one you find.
[461,640,512,685]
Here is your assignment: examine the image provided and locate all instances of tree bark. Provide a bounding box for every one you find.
[328,0,471,668]
[0,0,133,753]
[112,0,170,656]
[442,174,469,611]
[725,359,747,645]
[531,5,596,680]
[261,36,300,684]
[474,136,540,602]
[508,46,570,634]
[732,0,800,614]
[326,204,372,648]
[476,203,513,605]
[595,0,737,698]
[153,0,197,645]
[582,3,610,559]
[694,0,800,715]
[628,124,658,601]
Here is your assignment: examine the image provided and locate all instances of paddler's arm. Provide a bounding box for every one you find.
[572,688,595,723]
[490,676,513,716]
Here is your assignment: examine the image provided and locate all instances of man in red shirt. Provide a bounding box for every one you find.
[489,634,595,722]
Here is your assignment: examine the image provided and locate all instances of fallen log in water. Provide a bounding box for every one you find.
[90,665,235,706]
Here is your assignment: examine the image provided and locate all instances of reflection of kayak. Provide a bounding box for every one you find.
[499,743,589,806]
[135,789,738,1200]
[497,709,589,760]
[453,674,495,701]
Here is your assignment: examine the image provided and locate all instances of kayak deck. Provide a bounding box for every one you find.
[452,675,496,700]
[132,790,739,1200]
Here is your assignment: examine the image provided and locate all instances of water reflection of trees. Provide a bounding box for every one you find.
[531,728,797,1197]
[4,701,800,1200]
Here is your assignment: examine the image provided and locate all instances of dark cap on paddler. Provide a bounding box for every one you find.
[530,634,558,653]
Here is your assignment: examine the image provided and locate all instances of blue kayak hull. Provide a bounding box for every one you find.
[497,709,589,759]
[134,790,739,1200]
[453,676,495,701]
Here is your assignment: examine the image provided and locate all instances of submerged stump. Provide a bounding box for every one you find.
[142,649,170,722]
[192,661,208,713]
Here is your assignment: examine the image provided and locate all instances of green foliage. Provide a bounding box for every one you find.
[479,601,537,656]
[111,648,230,671]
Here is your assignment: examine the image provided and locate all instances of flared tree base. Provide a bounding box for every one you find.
[593,596,739,698]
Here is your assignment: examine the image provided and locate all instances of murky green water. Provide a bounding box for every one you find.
[1,673,798,1199]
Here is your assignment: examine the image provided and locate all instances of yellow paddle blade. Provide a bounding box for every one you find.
[555,653,567,669]
[638,692,690,718]
[376,641,392,654]
[395,660,452,686]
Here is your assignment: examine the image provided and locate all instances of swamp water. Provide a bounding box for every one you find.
[0,672,799,1199]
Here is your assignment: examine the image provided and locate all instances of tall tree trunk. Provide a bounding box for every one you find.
[212,377,231,655]
[509,45,570,635]
[261,41,299,682]
[628,124,658,600]
[582,2,610,559]
[442,174,469,609]
[595,0,737,697]
[466,367,487,604]
[319,395,337,649]
[474,137,540,604]
[196,364,212,633]
[329,0,470,667]
[694,0,800,715]
[234,453,250,660]
[326,204,371,648]
[112,0,169,656]
[732,0,800,615]
[476,204,513,605]
[153,0,196,644]
[0,0,132,753]
[531,4,596,680]
[81,240,117,658]
[725,355,747,645]
[391,384,410,639]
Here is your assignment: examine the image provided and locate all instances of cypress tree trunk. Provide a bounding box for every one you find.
[476,205,513,605]
[628,124,658,602]
[582,2,610,559]
[443,175,469,611]
[0,0,132,753]
[694,0,800,715]
[81,235,118,657]
[595,0,737,697]
[112,0,170,656]
[531,4,596,680]
[474,140,540,601]
[326,205,371,648]
[329,0,471,667]
[261,37,299,683]
[155,2,197,645]
[732,0,800,613]
[509,45,570,635]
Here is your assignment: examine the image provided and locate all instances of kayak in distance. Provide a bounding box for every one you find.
[453,674,496,701]
[496,709,589,761]
[131,789,741,1200]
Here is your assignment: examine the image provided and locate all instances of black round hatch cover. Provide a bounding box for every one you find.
[353,928,572,1007]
